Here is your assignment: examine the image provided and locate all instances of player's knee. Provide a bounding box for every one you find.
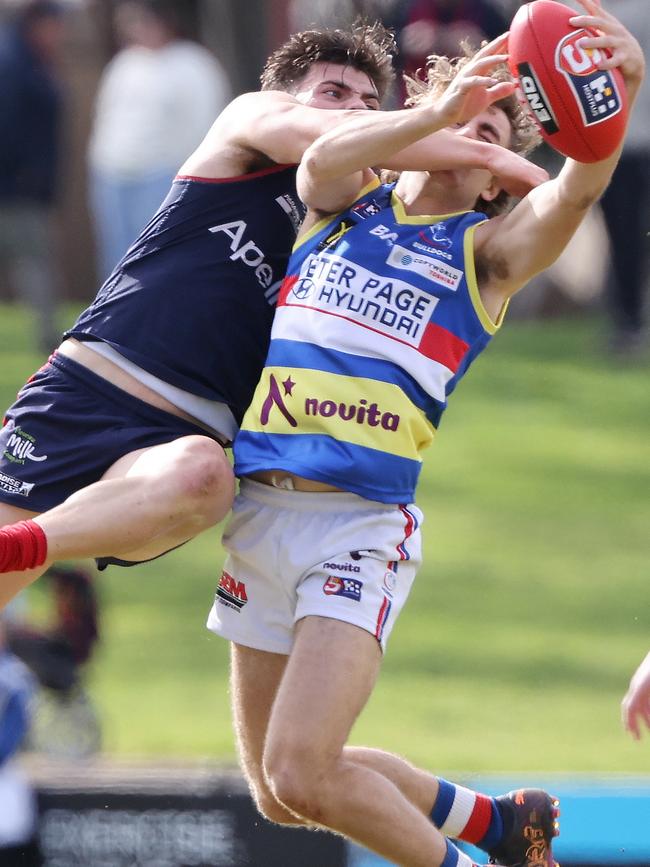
[241,767,304,826]
[255,788,304,826]
[173,437,234,520]
[263,742,327,823]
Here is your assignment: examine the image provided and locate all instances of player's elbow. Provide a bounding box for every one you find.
[299,143,335,191]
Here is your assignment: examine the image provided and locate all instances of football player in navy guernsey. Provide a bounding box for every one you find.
[0,20,546,603]
[207,3,643,866]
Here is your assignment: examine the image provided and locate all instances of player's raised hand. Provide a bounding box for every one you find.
[570,0,645,87]
[622,651,650,740]
[435,34,516,128]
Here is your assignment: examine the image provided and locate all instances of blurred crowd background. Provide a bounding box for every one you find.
[0,0,648,359]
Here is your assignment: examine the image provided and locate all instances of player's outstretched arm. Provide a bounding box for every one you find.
[298,36,533,214]
[181,42,546,196]
[474,0,645,302]
[622,652,650,740]
[179,91,371,178]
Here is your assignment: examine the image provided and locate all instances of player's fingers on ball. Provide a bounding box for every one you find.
[576,33,611,50]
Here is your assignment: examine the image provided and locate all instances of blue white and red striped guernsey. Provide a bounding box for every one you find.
[234,179,507,504]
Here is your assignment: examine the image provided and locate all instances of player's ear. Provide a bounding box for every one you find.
[479,176,502,204]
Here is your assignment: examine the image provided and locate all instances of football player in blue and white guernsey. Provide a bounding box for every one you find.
[208,3,644,866]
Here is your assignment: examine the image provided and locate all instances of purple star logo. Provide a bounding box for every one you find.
[282,376,295,396]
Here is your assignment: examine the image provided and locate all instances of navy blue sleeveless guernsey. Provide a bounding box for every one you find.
[66,166,304,426]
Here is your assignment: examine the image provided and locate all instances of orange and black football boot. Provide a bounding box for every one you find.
[488,789,560,867]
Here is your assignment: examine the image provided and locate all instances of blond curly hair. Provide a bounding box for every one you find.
[394,43,541,217]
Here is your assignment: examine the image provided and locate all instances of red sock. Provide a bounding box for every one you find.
[0,520,48,572]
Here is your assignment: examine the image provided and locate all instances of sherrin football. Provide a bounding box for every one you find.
[507,0,628,162]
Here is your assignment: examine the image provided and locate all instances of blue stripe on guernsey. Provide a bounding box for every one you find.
[235,430,420,504]
[432,778,457,828]
[267,339,445,428]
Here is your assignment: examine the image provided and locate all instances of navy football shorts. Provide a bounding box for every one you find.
[0,352,216,513]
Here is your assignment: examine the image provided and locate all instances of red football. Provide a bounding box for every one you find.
[507,0,628,162]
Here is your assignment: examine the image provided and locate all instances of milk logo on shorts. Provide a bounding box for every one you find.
[555,31,623,126]
[323,575,363,601]
[0,471,34,497]
[216,571,248,612]
[3,427,48,465]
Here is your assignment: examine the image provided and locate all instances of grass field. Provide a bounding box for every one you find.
[1,302,649,775]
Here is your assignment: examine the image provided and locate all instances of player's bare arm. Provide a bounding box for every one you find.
[178,92,362,178]
[181,62,547,194]
[474,0,645,308]
[298,38,542,217]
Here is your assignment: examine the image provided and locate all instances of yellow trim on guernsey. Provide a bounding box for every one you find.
[463,223,508,334]
[242,366,435,459]
[390,191,470,224]
[294,175,382,251]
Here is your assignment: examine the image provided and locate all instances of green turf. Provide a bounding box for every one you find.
[2,303,648,773]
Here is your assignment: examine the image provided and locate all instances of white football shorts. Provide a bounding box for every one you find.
[206,479,423,654]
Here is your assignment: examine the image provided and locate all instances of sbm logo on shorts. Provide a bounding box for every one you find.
[216,571,248,612]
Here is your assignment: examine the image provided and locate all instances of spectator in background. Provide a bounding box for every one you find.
[392,0,508,99]
[598,0,649,356]
[7,566,99,693]
[0,0,65,355]
[289,0,400,31]
[87,0,231,279]
[0,615,42,867]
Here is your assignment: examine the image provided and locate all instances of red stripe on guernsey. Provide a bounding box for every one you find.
[460,794,493,844]
[175,164,296,184]
[278,293,468,372]
[278,274,299,305]
[375,595,392,641]
[418,321,469,373]
[396,506,418,561]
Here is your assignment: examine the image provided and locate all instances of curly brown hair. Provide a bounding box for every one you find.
[261,20,396,101]
[402,43,541,216]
